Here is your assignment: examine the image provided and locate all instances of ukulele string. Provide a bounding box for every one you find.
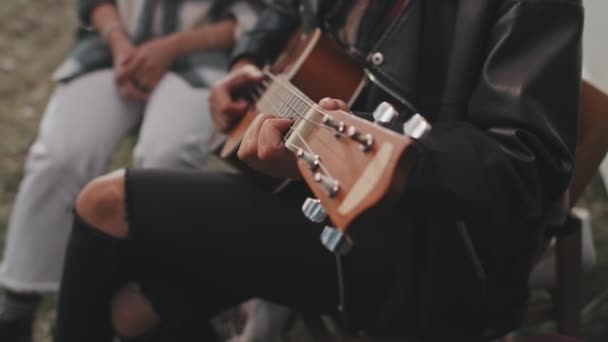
[249,83,303,132]
[248,82,303,139]
[254,73,349,317]
[261,74,387,184]
[245,88,301,153]
[263,70,344,125]
[260,88,337,181]
[258,80,340,166]
[265,79,391,187]
[249,85,265,106]
[246,71,386,187]
[248,81,299,120]
[255,78,334,133]
[263,71,316,107]
[248,71,346,137]
[245,69,348,134]
[258,74,350,318]
[250,83,302,137]
[260,81,360,178]
[264,75,383,172]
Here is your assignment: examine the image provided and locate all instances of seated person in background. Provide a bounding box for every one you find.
[51,0,584,341]
[0,0,261,341]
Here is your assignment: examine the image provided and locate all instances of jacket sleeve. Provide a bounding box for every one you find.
[408,0,583,227]
[230,0,301,66]
[78,0,115,26]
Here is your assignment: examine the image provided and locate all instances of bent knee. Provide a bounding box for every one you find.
[76,169,128,238]
[111,284,159,338]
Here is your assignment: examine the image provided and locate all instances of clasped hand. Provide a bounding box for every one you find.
[112,36,179,101]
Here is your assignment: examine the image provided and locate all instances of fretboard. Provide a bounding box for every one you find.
[256,72,316,121]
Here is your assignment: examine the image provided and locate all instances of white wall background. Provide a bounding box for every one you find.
[583,0,608,89]
[583,0,608,187]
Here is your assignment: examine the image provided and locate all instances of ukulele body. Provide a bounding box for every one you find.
[218,28,368,160]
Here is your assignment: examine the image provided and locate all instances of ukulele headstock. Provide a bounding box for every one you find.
[288,102,431,255]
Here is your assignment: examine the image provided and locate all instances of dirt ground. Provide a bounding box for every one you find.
[0,0,126,340]
[0,1,607,341]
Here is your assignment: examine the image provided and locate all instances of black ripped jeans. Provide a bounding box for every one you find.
[54,169,416,342]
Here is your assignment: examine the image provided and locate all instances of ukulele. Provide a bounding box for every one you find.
[217,28,431,254]
[218,28,366,159]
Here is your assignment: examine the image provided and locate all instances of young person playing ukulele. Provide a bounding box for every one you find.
[52,0,584,341]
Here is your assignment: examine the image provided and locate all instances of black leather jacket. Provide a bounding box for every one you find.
[232,0,583,340]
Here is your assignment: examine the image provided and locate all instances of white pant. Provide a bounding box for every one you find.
[0,70,214,292]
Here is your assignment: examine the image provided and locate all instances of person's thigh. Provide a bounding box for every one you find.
[133,73,213,169]
[0,70,141,291]
[34,70,141,170]
[124,170,339,315]
[124,170,420,337]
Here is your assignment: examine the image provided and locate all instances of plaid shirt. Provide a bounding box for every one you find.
[53,0,263,87]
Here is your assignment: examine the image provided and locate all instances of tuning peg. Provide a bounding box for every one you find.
[373,102,399,126]
[314,172,340,198]
[296,149,321,170]
[403,114,431,140]
[320,226,353,255]
[302,198,327,223]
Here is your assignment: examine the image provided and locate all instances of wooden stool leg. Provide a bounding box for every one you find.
[555,217,582,337]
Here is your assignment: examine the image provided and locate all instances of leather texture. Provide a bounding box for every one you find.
[231,0,584,340]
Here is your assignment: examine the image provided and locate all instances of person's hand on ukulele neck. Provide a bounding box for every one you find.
[209,60,264,132]
[237,97,349,179]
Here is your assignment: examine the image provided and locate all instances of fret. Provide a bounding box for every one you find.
[255,82,266,113]
[280,82,296,118]
[278,81,290,118]
[297,93,309,116]
[269,81,281,117]
[285,82,299,118]
[271,81,283,117]
[295,95,307,118]
[257,82,275,114]
[284,80,306,118]
[267,82,280,115]
[252,74,321,123]
[277,86,289,117]
[287,86,308,120]
[257,82,273,111]
[266,81,290,117]
[284,80,295,118]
